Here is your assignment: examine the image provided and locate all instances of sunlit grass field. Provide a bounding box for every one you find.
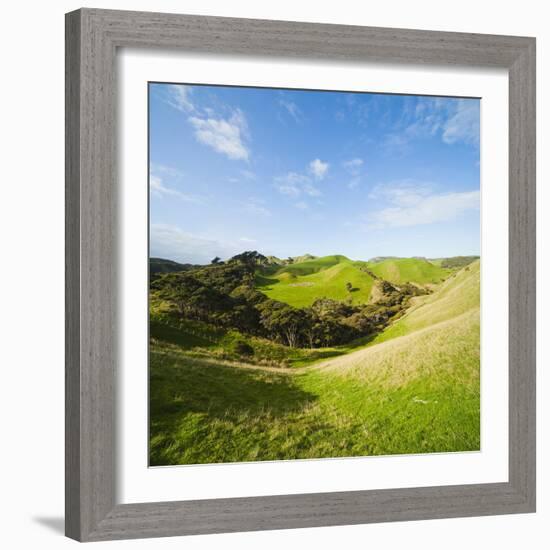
[368,257,451,285]
[149,261,480,465]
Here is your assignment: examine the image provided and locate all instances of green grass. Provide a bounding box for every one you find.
[150,262,480,465]
[256,255,375,308]
[369,260,479,344]
[271,254,350,276]
[367,257,451,285]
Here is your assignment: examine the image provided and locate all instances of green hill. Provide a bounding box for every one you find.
[256,255,376,307]
[273,254,349,277]
[332,259,479,352]
[366,257,450,285]
[255,255,452,308]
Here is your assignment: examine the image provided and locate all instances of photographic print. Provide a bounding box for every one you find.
[148,83,480,466]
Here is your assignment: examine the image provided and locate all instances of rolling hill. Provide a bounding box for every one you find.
[365,257,450,285]
[255,254,452,308]
[256,255,377,307]
[150,261,480,464]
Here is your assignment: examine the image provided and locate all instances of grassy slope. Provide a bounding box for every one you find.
[369,260,479,344]
[150,262,480,465]
[367,257,451,285]
[256,255,375,308]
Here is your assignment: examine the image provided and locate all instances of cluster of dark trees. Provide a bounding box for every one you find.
[151,251,426,349]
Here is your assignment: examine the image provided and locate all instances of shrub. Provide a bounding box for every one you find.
[232,340,255,357]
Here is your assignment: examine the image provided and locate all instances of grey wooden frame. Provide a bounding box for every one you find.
[65,8,536,542]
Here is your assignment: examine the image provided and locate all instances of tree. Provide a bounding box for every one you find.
[346,282,353,293]
[229,250,267,268]
[211,256,221,264]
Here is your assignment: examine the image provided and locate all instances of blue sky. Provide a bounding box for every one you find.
[149,83,480,264]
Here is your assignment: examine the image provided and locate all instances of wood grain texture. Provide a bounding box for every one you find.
[65,8,536,542]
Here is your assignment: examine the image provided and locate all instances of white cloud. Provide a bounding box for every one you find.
[239,236,257,243]
[343,158,364,174]
[294,201,309,210]
[279,99,303,123]
[166,85,195,113]
[149,173,204,204]
[165,85,251,161]
[150,163,184,179]
[150,224,240,264]
[309,158,329,180]
[367,180,479,228]
[189,109,249,161]
[274,171,320,198]
[442,100,480,145]
[383,97,479,153]
[303,183,322,197]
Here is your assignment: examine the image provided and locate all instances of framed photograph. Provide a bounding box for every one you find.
[65,8,536,542]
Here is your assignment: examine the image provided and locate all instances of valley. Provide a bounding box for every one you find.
[149,253,480,465]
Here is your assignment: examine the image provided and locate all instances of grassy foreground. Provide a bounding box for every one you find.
[149,261,480,465]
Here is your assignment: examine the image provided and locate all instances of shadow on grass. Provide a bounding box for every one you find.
[254,273,279,288]
[150,352,317,421]
[149,349,321,465]
[150,320,218,349]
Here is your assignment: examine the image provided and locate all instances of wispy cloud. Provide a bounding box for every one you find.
[336,94,370,125]
[366,180,479,228]
[166,85,251,161]
[242,197,271,217]
[278,98,304,123]
[294,201,309,210]
[241,169,256,180]
[343,158,363,174]
[343,158,365,189]
[150,224,240,264]
[442,100,480,145]
[166,85,195,113]
[150,163,184,179]
[149,169,204,204]
[383,97,480,154]
[274,171,321,198]
[309,158,329,180]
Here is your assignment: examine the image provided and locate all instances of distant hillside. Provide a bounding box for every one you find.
[368,256,400,264]
[366,257,450,285]
[265,254,318,266]
[150,257,195,279]
[434,256,480,269]
[291,253,317,264]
